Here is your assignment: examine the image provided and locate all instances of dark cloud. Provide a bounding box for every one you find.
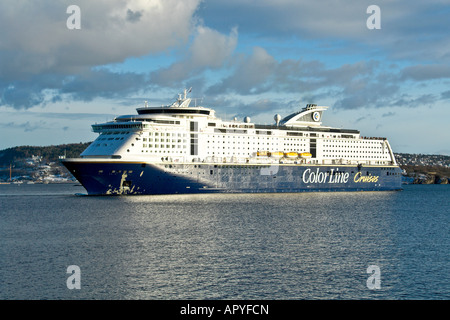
[441,90,450,100]
[61,69,149,102]
[126,9,143,23]
[333,75,400,110]
[401,64,450,81]
[0,69,150,109]
[0,84,46,109]
[204,48,401,111]
[0,121,48,132]
[390,94,438,108]
[355,116,369,123]
[382,111,396,117]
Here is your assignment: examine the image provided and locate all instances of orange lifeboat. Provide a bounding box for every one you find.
[269,151,284,159]
[300,152,312,158]
[257,151,268,157]
[284,152,298,159]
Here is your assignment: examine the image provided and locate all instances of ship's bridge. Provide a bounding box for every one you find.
[280,104,328,127]
[135,89,215,118]
[136,107,213,117]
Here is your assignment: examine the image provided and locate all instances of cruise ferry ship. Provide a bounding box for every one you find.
[62,89,402,195]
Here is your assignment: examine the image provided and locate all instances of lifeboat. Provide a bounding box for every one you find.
[269,151,284,159]
[257,151,268,157]
[284,152,298,159]
[300,152,312,158]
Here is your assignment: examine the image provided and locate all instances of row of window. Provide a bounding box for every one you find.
[323,139,382,144]
[102,131,131,135]
[140,150,188,154]
[143,144,187,149]
[323,155,389,159]
[143,138,187,143]
[98,137,125,141]
[323,150,387,154]
[146,132,187,137]
[324,145,386,149]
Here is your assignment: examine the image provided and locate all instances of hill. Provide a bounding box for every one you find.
[0,142,91,166]
[395,153,450,184]
[0,142,91,183]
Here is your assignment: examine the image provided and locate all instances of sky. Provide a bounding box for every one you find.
[0,0,449,155]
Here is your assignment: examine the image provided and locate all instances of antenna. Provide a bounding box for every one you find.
[184,87,192,100]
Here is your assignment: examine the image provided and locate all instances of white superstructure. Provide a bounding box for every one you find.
[81,89,397,166]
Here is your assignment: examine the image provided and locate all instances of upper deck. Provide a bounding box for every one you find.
[83,89,397,166]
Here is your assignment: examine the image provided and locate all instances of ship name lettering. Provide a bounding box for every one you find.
[354,171,379,183]
[302,168,349,184]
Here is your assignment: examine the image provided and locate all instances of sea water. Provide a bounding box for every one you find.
[0,183,448,299]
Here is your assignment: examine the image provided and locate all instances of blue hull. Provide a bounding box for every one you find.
[62,160,403,195]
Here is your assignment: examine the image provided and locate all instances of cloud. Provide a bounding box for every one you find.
[354,115,371,123]
[382,112,395,117]
[390,93,438,108]
[441,90,450,100]
[60,69,150,102]
[0,121,49,132]
[198,0,371,39]
[199,95,297,121]
[0,0,201,77]
[198,0,450,62]
[0,69,150,109]
[0,0,202,109]
[150,26,238,86]
[126,9,143,23]
[206,47,277,95]
[204,47,399,110]
[28,111,118,121]
[1,0,448,115]
[401,64,450,81]
[0,83,47,109]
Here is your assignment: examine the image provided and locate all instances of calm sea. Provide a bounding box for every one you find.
[0,183,448,300]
